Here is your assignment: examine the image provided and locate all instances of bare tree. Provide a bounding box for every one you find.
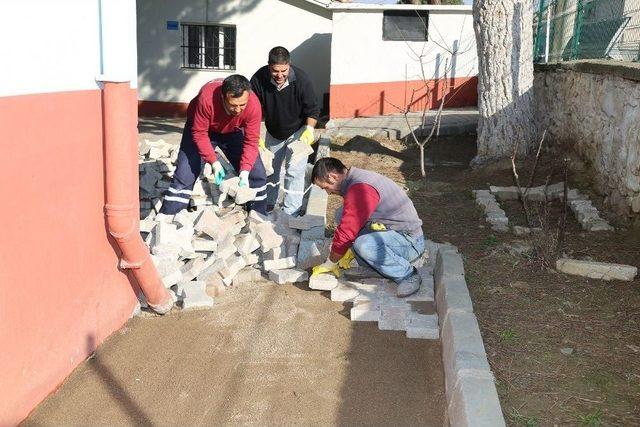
[472,0,538,165]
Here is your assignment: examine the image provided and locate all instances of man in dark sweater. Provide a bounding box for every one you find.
[250,46,320,216]
[310,158,425,297]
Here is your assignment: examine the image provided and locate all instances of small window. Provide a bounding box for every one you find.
[181,23,236,70]
[383,10,429,41]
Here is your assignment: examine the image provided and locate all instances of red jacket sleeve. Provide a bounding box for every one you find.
[239,94,262,171]
[191,86,218,164]
[331,183,380,257]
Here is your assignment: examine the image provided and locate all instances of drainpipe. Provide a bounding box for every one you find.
[99,80,173,314]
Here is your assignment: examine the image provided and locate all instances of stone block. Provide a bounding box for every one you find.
[526,186,547,202]
[287,139,314,164]
[220,255,246,280]
[447,375,505,427]
[472,189,491,198]
[192,238,218,253]
[556,258,637,281]
[263,256,297,271]
[194,208,226,241]
[288,215,325,230]
[436,276,474,323]
[441,312,491,401]
[331,281,378,302]
[242,252,259,266]
[350,299,381,322]
[180,281,214,310]
[308,273,338,290]
[405,312,439,339]
[585,219,614,231]
[296,239,327,270]
[378,304,410,331]
[233,267,263,285]
[545,181,565,198]
[435,250,465,286]
[268,268,308,284]
[235,233,260,255]
[489,186,519,200]
[179,257,209,283]
[197,258,227,281]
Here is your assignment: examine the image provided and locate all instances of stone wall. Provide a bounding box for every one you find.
[534,60,640,218]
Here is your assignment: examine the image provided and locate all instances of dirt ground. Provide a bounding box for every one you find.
[327,134,640,426]
[24,276,444,426]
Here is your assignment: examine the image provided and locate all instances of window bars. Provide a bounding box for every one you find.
[181,23,236,70]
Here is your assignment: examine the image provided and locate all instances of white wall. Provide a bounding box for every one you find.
[0,0,137,97]
[330,8,477,85]
[137,0,332,103]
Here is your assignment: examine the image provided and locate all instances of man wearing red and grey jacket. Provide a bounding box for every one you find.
[160,75,268,215]
[310,157,425,297]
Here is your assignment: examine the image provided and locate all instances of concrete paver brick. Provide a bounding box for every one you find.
[260,147,275,176]
[192,238,218,253]
[489,186,519,200]
[405,312,439,339]
[180,281,214,310]
[268,268,308,284]
[287,139,314,164]
[378,304,410,331]
[331,281,379,302]
[194,208,227,241]
[556,258,637,281]
[436,276,474,323]
[242,252,259,266]
[232,267,263,286]
[296,239,327,270]
[197,258,227,281]
[350,299,381,321]
[288,215,325,230]
[220,255,246,280]
[447,375,505,427]
[234,233,260,255]
[263,256,297,271]
[435,250,465,285]
[308,273,338,290]
[179,257,209,283]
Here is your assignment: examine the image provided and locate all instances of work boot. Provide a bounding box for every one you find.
[397,270,421,297]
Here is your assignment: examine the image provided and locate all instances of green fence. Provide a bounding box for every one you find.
[533,0,640,63]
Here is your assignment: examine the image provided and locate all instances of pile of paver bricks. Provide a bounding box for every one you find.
[474,182,614,233]
[136,138,328,310]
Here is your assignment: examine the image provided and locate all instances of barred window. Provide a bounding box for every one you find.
[181,23,236,70]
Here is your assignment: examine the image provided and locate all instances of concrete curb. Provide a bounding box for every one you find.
[297,137,331,266]
[428,241,506,427]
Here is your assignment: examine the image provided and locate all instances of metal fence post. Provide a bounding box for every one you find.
[571,0,584,60]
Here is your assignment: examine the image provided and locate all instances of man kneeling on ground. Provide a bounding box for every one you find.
[310,157,425,297]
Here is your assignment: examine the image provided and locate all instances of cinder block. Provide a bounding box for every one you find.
[268,268,308,284]
[556,258,636,281]
[309,273,338,290]
[405,312,439,339]
[447,375,505,427]
[263,256,297,271]
[350,300,381,321]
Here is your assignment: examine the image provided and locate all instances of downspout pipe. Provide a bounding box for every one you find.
[100,80,173,314]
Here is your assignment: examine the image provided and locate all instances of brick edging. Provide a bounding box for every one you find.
[428,240,506,427]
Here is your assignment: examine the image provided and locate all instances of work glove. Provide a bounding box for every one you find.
[370,222,387,231]
[311,258,341,278]
[337,248,355,269]
[258,137,266,151]
[238,170,250,188]
[211,161,226,186]
[299,125,315,145]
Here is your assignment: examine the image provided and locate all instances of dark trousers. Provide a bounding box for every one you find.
[160,122,267,215]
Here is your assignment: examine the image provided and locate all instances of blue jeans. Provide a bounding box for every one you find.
[160,122,267,215]
[265,129,308,216]
[352,229,425,283]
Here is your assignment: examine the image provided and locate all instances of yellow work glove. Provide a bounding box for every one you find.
[311,259,341,278]
[337,248,355,269]
[299,125,315,145]
[258,137,266,150]
[370,222,387,231]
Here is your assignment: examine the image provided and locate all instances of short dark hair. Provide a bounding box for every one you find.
[312,157,347,182]
[268,46,290,65]
[222,74,250,98]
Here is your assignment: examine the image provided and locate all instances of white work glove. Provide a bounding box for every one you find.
[211,161,226,185]
[238,170,250,187]
[299,125,315,145]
